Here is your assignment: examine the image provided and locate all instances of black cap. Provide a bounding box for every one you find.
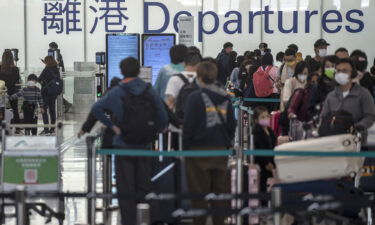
[314,39,330,48]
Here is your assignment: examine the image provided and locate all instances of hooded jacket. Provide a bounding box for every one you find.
[91,77,169,147]
[321,83,375,131]
[183,84,236,149]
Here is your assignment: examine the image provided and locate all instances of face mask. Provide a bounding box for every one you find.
[27,81,36,86]
[325,67,335,79]
[335,72,350,86]
[318,49,327,58]
[275,61,282,68]
[355,61,368,71]
[286,61,296,67]
[258,119,270,127]
[261,50,265,56]
[298,74,307,82]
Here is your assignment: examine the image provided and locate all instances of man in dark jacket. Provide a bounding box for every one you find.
[91,57,168,225]
[216,42,233,85]
[183,61,236,225]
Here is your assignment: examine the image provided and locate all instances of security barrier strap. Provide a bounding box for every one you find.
[232,98,280,103]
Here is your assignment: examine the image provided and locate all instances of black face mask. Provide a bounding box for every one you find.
[355,60,368,71]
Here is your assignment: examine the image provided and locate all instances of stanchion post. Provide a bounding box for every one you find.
[272,187,282,225]
[102,154,112,224]
[15,186,26,225]
[86,136,96,225]
[137,203,150,225]
[236,108,244,225]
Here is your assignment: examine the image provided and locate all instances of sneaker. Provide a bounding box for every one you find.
[39,130,50,136]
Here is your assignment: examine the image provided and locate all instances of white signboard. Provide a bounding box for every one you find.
[178,16,194,47]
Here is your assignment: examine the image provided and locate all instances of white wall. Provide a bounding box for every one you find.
[0,0,374,72]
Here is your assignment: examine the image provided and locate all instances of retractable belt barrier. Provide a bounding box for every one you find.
[97,149,375,158]
[232,98,281,103]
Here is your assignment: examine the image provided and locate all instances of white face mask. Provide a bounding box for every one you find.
[318,49,327,58]
[335,72,350,86]
[298,74,307,82]
[27,81,36,86]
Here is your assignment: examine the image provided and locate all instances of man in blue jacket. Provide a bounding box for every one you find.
[91,57,168,225]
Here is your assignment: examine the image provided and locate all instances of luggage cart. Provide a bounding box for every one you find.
[0,123,65,225]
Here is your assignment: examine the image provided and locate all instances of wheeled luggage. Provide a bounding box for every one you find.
[270,110,281,137]
[275,134,363,183]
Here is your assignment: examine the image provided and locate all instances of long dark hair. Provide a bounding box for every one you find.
[1,50,15,74]
[293,61,308,77]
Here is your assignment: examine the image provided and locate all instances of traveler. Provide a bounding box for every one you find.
[9,74,44,135]
[228,51,238,78]
[78,77,122,148]
[252,106,276,193]
[350,50,374,98]
[307,39,330,73]
[259,42,268,56]
[230,55,245,97]
[183,61,236,225]
[90,57,168,225]
[0,50,21,133]
[309,55,339,118]
[321,58,375,140]
[38,56,61,135]
[282,61,309,106]
[278,48,297,85]
[49,42,73,113]
[216,42,234,85]
[154,44,188,101]
[287,73,319,140]
[275,51,285,68]
[335,47,350,59]
[165,52,201,111]
[288,44,303,62]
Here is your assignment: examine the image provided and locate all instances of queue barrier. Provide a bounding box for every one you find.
[232,98,281,103]
[97,149,375,158]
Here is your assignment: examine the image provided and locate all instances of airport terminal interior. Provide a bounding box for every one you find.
[2,0,375,225]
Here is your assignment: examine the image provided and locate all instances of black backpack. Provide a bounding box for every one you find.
[42,74,63,96]
[175,74,199,120]
[119,84,157,145]
[319,110,354,137]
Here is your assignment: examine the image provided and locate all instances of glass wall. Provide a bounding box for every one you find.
[0,0,374,72]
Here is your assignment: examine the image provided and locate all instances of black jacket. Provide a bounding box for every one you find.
[253,124,276,167]
[360,72,374,99]
[0,66,21,95]
[216,50,231,85]
[183,87,236,150]
[38,66,60,95]
[309,75,335,119]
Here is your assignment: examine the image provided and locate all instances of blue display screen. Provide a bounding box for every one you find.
[106,34,139,87]
[142,35,175,85]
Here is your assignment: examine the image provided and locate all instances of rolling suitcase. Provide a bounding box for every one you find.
[275,134,363,183]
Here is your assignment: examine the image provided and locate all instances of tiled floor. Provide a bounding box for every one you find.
[4,113,119,225]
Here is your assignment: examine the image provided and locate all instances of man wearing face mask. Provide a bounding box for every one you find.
[259,42,268,56]
[309,55,339,119]
[321,58,375,139]
[308,39,330,74]
[350,50,374,99]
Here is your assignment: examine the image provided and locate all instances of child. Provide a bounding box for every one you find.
[9,74,44,135]
[253,106,277,193]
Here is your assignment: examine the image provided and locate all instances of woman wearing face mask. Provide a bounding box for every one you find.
[309,55,339,119]
[253,106,276,193]
[350,50,374,99]
[287,73,319,140]
[282,61,309,106]
[239,60,259,107]
[321,58,375,140]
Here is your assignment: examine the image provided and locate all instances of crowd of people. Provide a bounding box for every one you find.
[77,38,375,225]
[0,42,65,135]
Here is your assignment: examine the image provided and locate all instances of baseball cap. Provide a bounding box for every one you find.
[314,39,330,48]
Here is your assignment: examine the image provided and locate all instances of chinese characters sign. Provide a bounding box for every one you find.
[41,0,129,35]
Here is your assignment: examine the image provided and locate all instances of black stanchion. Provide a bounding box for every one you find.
[15,186,26,225]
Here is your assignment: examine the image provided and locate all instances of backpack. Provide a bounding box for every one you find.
[318,111,354,137]
[175,74,200,120]
[119,84,158,145]
[42,74,63,96]
[253,66,274,97]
